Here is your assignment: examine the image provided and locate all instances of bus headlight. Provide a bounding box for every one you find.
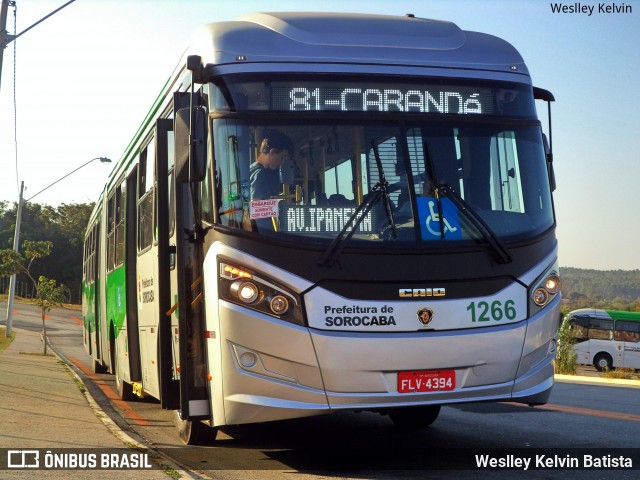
[545,273,561,294]
[219,260,305,326]
[269,295,290,315]
[529,262,561,313]
[231,281,260,304]
[533,288,549,307]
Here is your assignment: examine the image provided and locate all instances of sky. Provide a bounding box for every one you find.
[0,0,638,270]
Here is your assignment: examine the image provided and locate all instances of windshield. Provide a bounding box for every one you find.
[212,79,554,248]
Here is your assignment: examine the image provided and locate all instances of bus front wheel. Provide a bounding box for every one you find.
[388,405,441,428]
[174,411,218,445]
[594,353,613,372]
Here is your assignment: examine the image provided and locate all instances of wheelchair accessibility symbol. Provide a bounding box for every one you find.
[417,197,461,240]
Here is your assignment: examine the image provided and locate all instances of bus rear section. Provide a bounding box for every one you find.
[566,309,640,371]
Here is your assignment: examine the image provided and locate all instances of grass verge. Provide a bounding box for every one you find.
[0,325,15,350]
[604,367,639,380]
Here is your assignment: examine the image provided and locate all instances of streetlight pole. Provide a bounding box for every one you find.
[24,156,112,202]
[0,0,13,94]
[4,180,23,338]
[1,0,77,95]
[4,156,111,337]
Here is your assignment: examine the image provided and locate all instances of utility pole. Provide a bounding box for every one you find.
[1,1,77,95]
[4,181,23,337]
[0,0,15,94]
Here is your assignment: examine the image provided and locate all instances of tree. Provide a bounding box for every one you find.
[1,201,94,302]
[35,276,69,355]
[0,240,63,349]
[51,203,94,291]
[555,317,577,375]
[0,200,16,249]
[0,240,53,289]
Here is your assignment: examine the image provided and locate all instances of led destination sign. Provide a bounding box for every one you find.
[273,86,492,114]
[221,77,536,117]
[281,205,376,235]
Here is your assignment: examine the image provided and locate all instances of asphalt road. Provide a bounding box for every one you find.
[3,300,639,479]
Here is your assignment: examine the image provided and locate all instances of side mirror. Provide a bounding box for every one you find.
[534,86,556,192]
[533,87,555,102]
[175,106,207,183]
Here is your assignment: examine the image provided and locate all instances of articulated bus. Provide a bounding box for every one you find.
[83,12,561,443]
[564,309,640,371]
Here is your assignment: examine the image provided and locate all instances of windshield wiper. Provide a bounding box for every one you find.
[371,140,397,239]
[423,143,512,264]
[318,140,397,268]
[317,187,384,268]
[437,183,512,264]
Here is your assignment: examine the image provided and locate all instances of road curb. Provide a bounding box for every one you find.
[49,339,214,480]
[554,373,640,388]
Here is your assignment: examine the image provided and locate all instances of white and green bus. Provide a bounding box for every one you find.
[83,12,561,444]
[565,309,640,372]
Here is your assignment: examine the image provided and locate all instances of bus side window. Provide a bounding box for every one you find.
[83,237,88,282]
[614,321,640,343]
[588,318,614,340]
[115,181,126,267]
[107,194,116,272]
[571,317,589,342]
[86,228,94,284]
[138,137,156,252]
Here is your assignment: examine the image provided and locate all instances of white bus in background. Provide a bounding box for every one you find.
[83,12,561,444]
[565,309,640,371]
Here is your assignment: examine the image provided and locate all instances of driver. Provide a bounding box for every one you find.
[250,130,293,200]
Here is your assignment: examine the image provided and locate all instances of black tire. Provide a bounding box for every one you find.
[389,405,441,428]
[174,411,218,445]
[594,353,613,372]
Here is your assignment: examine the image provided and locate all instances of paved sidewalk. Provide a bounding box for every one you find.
[0,327,174,479]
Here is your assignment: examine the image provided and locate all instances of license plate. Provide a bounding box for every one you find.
[398,370,455,393]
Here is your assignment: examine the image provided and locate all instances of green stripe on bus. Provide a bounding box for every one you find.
[605,310,640,322]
